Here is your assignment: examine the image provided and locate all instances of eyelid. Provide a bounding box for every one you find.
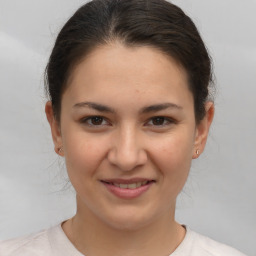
[145,116,177,127]
[80,116,111,127]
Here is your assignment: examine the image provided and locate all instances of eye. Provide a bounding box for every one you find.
[81,116,110,126]
[146,116,175,127]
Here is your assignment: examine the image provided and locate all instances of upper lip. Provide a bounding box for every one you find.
[101,178,155,184]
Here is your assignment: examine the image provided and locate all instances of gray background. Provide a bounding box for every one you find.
[0,1,255,255]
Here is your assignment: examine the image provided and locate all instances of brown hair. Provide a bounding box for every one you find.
[45,0,213,123]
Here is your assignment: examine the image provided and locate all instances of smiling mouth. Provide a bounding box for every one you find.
[101,179,155,199]
[101,180,154,189]
[102,181,153,189]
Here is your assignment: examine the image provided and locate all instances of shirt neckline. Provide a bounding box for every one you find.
[49,221,193,256]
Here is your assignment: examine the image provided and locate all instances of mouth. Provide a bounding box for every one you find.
[100,179,155,199]
[101,180,154,189]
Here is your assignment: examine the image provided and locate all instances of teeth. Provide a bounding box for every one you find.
[136,182,142,187]
[120,184,128,189]
[112,182,149,189]
[128,183,137,189]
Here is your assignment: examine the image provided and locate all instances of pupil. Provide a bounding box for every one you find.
[92,117,103,125]
[153,117,164,125]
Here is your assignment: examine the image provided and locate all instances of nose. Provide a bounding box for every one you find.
[107,126,147,171]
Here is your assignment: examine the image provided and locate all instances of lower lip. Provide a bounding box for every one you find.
[101,181,154,199]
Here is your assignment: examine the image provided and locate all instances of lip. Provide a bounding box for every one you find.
[100,178,155,199]
[102,178,154,184]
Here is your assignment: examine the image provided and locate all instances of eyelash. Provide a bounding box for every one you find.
[146,116,176,127]
[80,116,110,127]
[80,116,176,128]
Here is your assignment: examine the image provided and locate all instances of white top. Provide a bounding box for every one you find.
[0,223,247,256]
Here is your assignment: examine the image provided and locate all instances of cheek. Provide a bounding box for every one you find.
[62,131,108,183]
[149,130,194,187]
[150,130,194,162]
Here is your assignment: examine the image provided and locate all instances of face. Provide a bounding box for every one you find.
[46,43,213,230]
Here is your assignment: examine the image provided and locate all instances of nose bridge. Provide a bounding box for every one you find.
[119,124,138,155]
[108,123,147,171]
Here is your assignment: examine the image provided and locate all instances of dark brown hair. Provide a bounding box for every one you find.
[45,0,213,123]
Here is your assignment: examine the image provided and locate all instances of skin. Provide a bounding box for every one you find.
[45,42,214,256]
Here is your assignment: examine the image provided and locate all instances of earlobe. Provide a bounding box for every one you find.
[193,101,214,159]
[45,101,64,156]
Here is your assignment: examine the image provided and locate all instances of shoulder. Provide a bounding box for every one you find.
[0,222,82,256]
[192,230,247,256]
[0,226,54,256]
[173,226,247,256]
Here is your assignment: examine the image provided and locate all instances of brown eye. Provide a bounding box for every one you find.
[151,117,166,126]
[90,116,104,125]
[81,116,109,126]
[146,116,175,127]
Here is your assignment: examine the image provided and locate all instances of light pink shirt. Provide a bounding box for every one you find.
[0,223,246,256]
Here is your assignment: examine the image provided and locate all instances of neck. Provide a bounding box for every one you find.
[62,199,185,256]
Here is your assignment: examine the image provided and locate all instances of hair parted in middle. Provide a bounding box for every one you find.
[45,0,213,123]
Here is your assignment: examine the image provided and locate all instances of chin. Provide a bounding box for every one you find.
[101,209,157,231]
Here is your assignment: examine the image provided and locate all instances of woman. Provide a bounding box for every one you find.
[0,0,247,255]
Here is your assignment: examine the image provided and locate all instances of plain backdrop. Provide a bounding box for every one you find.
[0,1,255,255]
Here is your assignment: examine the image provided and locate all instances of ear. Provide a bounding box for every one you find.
[45,101,64,156]
[193,101,214,159]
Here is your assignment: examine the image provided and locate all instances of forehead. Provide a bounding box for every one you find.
[63,43,192,108]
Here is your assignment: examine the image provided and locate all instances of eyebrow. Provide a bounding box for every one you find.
[73,101,182,114]
[73,102,115,113]
[140,103,183,114]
